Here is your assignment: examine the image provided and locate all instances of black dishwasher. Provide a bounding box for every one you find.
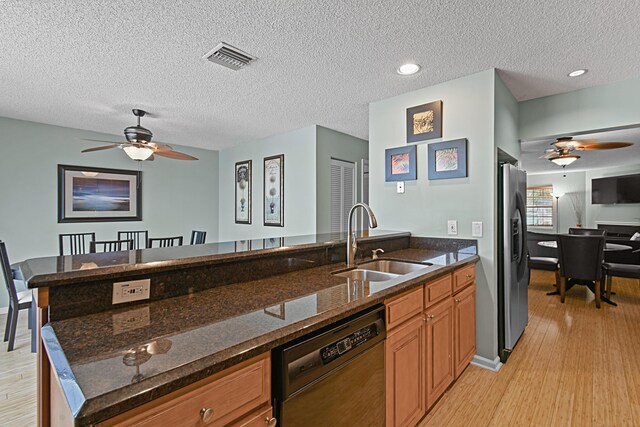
[272,305,386,427]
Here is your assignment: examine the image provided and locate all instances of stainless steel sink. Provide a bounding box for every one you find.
[332,268,398,282]
[357,259,431,275]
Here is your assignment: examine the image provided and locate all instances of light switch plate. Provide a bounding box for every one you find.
[396,181,405,193]
[112,279,151,304]
[448,220,458,235]
[472,221,483,237]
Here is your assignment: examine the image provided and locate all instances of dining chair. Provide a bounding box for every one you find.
[557,234,606,308]
[147,236,183,248]
[526,231,559,289]
[190,230,207,245]
[1,241,32,351]
[117,231,149,250]
[602,249,640,306]
[59,232,96,256]
[90,239,134,253]
[569,228,607,236]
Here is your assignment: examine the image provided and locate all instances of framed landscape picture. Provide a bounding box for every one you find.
[427,138,468,180]
[235,160,252,224]
[385,145,417,182]
[264,154,284,227]
[58,165,142,223]
[407,100,443,143]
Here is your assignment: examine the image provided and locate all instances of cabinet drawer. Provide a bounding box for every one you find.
[424,274,452,308]
[125,356,270,427]
[453,264,475,294]
[385,287,424,330]
[236,405,274,427]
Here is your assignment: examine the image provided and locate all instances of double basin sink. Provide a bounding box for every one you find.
[332,259,433,282]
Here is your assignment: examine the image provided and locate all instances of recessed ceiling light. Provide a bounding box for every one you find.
[397,63,421,75]
[568,69,587,77]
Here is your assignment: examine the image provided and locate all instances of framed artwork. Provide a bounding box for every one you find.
[385,145,417,182]
[234,240,252,252]
[427,138,468,180]
[58,165,142,223]
[264,154,284,227]
[263,237,284,249]
[235,160,252,224]
[407,100,443,143]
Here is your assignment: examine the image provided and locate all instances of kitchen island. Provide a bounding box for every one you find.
[21,232,478,426]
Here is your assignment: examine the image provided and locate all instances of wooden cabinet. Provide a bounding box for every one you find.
[385,315,426,427]
[424,298,454,409]
[454,283,476,379]
[100,353,271,427]
[384,263,477,426]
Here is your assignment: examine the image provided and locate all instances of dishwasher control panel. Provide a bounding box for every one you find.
[320,323,379,364]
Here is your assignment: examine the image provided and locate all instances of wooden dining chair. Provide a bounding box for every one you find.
[59,232,96,256]
[147,236,183,248]
[0,241,32,351]
[117,231,148,250]
[190,230,207,245]
[557,234,606,308]
[90,239,134,253]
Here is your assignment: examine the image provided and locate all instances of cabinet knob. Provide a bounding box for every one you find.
[466,274,472,279]
[265,417,278,427]
[455,298,461,303]
[200,407,214,423]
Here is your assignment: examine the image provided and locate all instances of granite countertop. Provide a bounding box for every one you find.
[21,230,409,287]
[43,247,479,425]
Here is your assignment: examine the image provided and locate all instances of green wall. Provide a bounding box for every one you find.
[0,116,219,308]
[519,77,640,141]
[315,126,368,234]
[369,69,502,362]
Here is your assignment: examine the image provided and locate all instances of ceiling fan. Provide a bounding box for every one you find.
[81,109,198,161]
[542,136,633,167]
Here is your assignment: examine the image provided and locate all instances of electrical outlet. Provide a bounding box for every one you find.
[112,306,150,334]
[396,181,405,193]
[472,221,483,237]
[112,279,151,304]
[448,220,458,235]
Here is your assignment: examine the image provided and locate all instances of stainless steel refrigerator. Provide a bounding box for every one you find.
[498,163,529,363]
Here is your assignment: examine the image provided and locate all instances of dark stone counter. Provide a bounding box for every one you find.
[43,242,478,425]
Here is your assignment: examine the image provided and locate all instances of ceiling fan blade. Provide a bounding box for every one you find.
[153,149,199,160]
[80,138,125,144]
[81,144,120,153]
[574,142,633,150]
[542,152,559,159]
[150,142,174,151]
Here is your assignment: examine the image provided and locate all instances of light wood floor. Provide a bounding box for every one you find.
[0,310,36,427]
[0,273,638,426]
[421,271,640,426]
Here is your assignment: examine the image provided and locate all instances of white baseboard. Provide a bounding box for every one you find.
[471,355,503,372]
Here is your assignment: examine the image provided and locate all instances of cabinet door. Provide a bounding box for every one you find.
[425,298,454,409]
[454,284,476,379]
[385,315,425,427]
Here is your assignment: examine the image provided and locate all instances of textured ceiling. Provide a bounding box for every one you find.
[520,127,640,175]
[1,0,640,150]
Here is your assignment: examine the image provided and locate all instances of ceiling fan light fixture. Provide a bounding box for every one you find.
[123,145,154,161]
[397,63,421,75]
[550,155,580,166]
[568,69,587,77]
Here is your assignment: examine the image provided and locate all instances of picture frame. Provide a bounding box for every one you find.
[263,237,284,249]
[235,160,252,224]
[427,138,468,180]
[234,240,252,252]
[385,145,417,182]
[407,100,443,143]
[58,164,142,223]
[263,154,284,227]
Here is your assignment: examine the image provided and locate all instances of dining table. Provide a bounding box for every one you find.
[537,241,632,306]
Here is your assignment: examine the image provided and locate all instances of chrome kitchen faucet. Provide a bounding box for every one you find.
[347,203,378,267]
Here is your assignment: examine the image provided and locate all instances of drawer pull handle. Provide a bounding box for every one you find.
[200,407,214,423]
[466,274,472,279]
[265,417,278,427]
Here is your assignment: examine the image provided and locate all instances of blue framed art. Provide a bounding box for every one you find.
[385,145,417,182]
[427,139,468,180]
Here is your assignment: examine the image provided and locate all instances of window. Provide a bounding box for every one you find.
[526,186,553,227]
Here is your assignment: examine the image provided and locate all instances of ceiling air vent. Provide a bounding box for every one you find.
[202,42,256,71]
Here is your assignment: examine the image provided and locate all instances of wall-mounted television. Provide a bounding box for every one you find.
[592,173,640,204]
